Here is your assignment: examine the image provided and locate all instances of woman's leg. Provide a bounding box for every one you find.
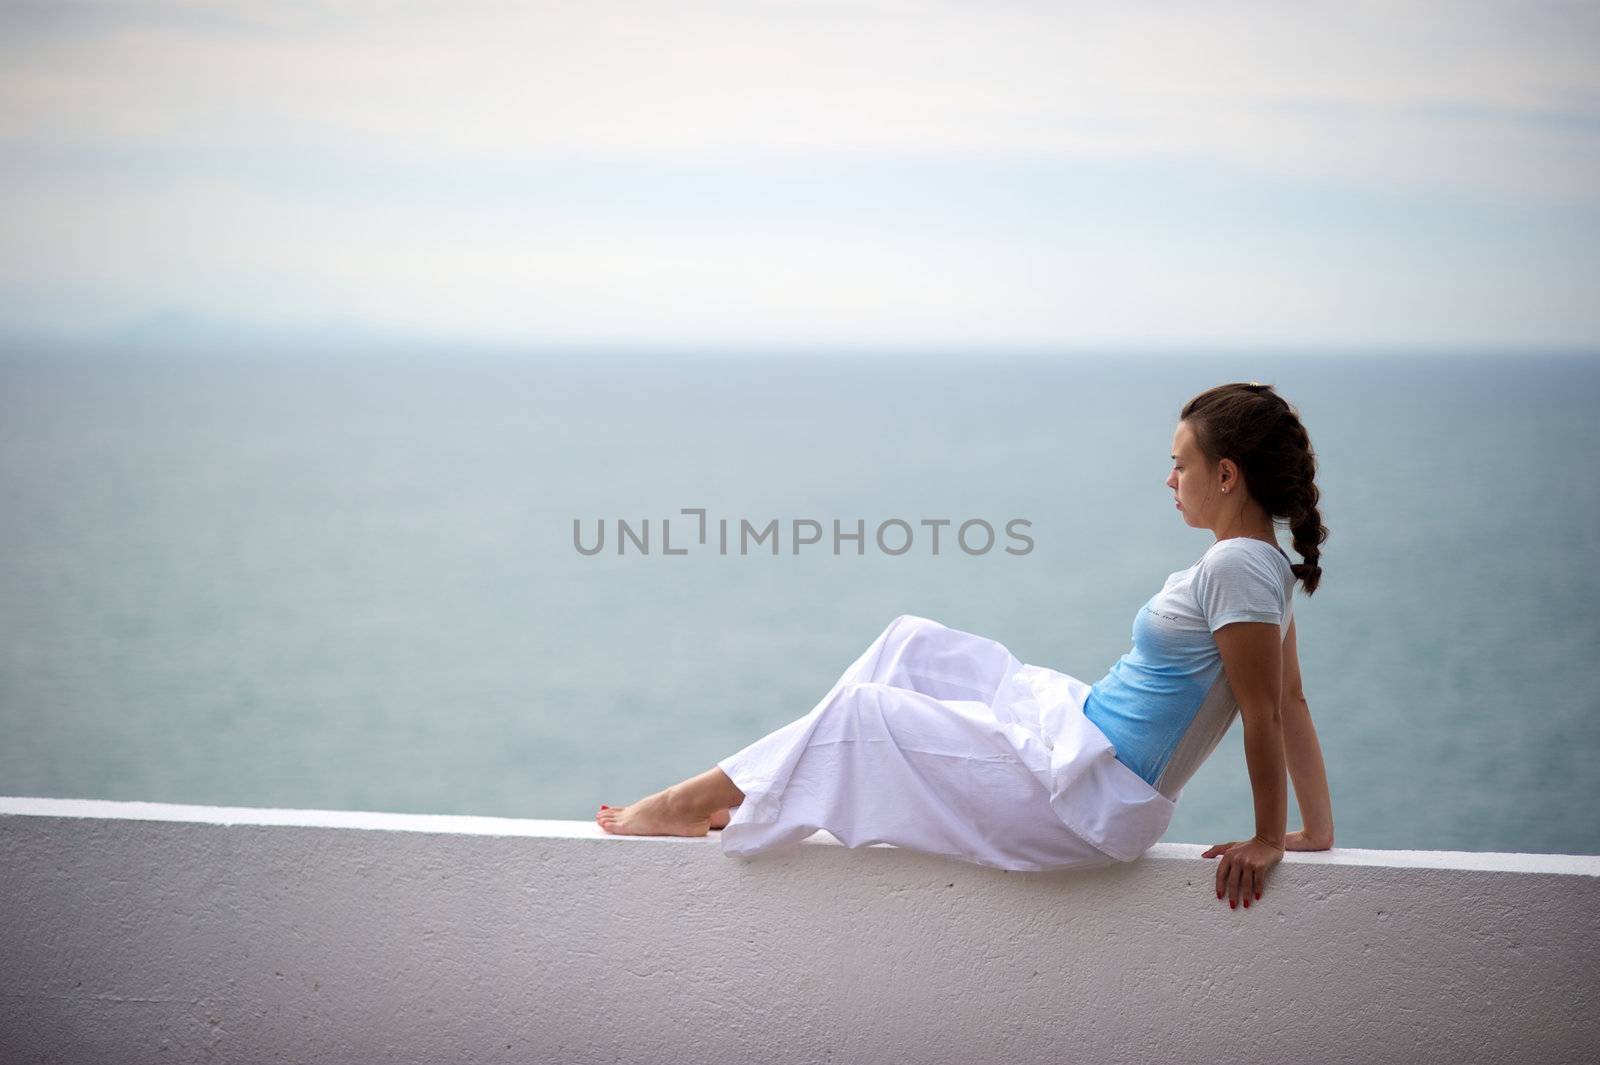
[860,613,1017,704]
[715,677,1110,871]
[597,615,1017,838]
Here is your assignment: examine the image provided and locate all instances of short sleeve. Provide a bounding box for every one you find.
[1191,542,1288,633]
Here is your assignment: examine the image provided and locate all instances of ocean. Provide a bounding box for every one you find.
[2,348,1596,855]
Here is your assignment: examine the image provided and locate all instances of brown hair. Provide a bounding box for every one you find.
[1180,382,1327,595]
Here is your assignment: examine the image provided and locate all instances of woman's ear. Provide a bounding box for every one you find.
[1218,458,1239,493]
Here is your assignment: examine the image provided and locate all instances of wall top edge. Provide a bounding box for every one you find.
[5,796,1598,876]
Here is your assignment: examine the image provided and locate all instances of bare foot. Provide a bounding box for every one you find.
[596,786,713,837]
[709,807,731,830]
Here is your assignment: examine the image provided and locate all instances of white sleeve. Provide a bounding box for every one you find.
[1191,543,1287,633]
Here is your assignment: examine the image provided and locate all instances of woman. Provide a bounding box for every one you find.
[597,382,1335,908]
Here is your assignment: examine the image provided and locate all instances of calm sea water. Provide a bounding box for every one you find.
[2,349,1597,856]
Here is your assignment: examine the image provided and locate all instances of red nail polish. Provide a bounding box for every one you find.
[1243,899,1250,908]
[600,805,609,809]
[1230,899,1236,909]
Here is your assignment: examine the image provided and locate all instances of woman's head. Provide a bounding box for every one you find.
[1169,381,1327,595]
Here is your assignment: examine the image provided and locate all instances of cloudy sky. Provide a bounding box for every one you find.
[1,0,1596,352]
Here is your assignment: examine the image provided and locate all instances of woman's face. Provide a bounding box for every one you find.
[1167,420,1216,527]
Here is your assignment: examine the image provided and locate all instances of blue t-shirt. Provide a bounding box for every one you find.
[1081,537,1297,799]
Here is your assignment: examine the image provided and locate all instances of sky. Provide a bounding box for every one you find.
[1,0,1597,353]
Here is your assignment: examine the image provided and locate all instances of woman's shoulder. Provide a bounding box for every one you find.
[1203,536,1293,571]
[1194,537,1295,599]
[1190,537,1293,629]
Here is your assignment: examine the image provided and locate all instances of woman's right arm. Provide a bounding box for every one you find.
[1280,617,1335,849]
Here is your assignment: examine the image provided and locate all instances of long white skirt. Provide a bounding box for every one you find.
[716,614,1179,872]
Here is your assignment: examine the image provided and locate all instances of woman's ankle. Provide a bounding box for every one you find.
[663,782,713,819]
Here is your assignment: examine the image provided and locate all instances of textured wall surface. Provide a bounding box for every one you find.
[2,796,1597,1065]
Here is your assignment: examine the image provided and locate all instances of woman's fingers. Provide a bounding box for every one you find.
[1206,842,1276,907]
[1210,842,1238,899]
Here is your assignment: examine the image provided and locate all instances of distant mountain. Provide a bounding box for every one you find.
[109,309,401,352]
[0,309,447,358]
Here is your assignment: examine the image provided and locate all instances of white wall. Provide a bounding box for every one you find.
[3,796,1597,1064]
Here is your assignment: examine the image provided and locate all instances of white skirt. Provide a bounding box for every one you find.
[716,614,1179,872]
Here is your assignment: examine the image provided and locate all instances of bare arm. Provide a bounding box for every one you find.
[1213,620,1288,850]
[1204,618,1290,906]
[1279,616,1334,847]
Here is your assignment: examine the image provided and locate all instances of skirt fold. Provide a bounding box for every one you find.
[716,614,1176,872]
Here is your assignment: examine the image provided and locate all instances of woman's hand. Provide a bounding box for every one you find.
[1201,835,1284,908]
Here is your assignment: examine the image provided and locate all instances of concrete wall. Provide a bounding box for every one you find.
[3,796,1597,1064]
